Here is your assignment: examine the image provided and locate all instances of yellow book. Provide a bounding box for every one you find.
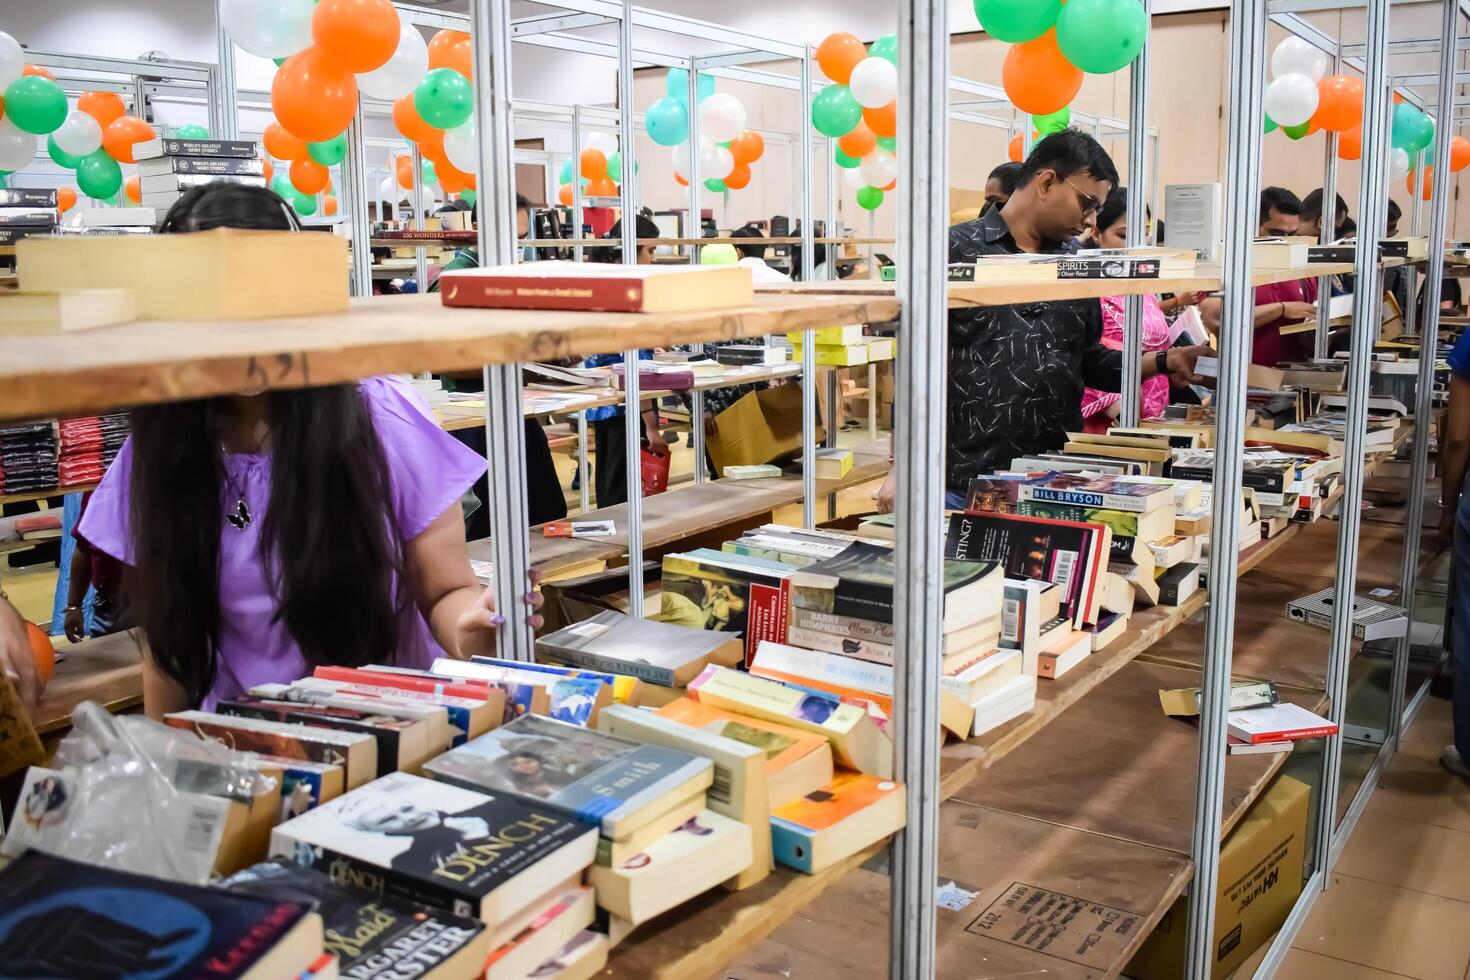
[814,447,854,480]
[788,325,864,345]
[793,341,870,366]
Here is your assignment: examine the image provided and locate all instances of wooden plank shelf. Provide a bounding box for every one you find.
[32,629,144,736]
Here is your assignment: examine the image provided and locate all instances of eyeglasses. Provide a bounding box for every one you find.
[1063,176,1103,218]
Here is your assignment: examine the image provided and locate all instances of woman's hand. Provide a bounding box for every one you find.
[64,607,86,644]
[874,469,896,514]
[453,570,544,659]
[0,597,42,709]
[643,414,670,457]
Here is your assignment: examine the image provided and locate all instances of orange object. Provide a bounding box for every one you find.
[77,91,126,128]
[579,148,608,180]
[862,101,897,139]
[124,175,140,204]
[1008,133,1024,162]
[312,0,400,73]
[395,155,414,190]
[816,32,867,84]
[585,175,619,198]
[428,30,473,78]
[262,158,274,182]
[263,121,308,162]
[323,194,338,216]
[392,93,437,143]
[674,171,688,187]
[881,179,896,191]
[724,162,752,190]
[417,127,446,164]
[1336,124,1362,161]
[558,182,575,206]
[290,158,330,195]
[24,622,54,686]
[21,64,55,81]
[728,130,765,165]
[56,186,77,212]
[1408,167,1434,201]
[101,115,155,164]
[837,121,876,159]
[1451,135,1470,172]
[271,46,359,143]
[437,166,465,194]
[1001,30,1082,115]
[1313,75,1364,133]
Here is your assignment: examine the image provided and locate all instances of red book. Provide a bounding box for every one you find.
[437,261,752,313]
[313,665,493,702]
[1227,702,1339,744]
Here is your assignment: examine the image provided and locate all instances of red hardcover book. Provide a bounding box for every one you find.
[1227,702,1339,744]
[437,261,752,313]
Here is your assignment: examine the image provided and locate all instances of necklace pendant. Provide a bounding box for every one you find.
[226,496,252,531]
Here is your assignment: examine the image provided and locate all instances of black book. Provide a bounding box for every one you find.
[0,225,55,244]
[790,540,1001,633]
[944,511,1105,628]
[1171,460,1291,493]
[221,859,491,980]
[0,851,324,978]
[137,156,266,176]
[135,137,260,159]
[0,188,58,207]
[0,210,59,226]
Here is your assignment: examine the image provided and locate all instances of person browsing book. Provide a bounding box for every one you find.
[74,183,543,718]
[875,130,1208,512]
[984,162,1021,212]
[1245,186,1318,365]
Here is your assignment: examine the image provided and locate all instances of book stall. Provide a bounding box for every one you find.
[0,1,1464,980]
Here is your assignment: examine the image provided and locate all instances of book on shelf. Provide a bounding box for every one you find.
[945,511,1109,629]
[13,513,62,539]
[1159,680,1279,717]
[1284,588,1408,642]
[483,885,596,980]
[770,771,906,874]
[587,809,754,923]
[220,858,491,980]
[724,526,857,568]
[951,254,1060,282]
[814,447,854,480]
[1037,628,1091,679]
[164,709,378,790]
[526,931,608,980]
[1158,561,1201,606]
[1015,473,1174,514]
[137,155,266,176]
[970,673,1038,737]
[0,225,56,245]
[713,343,787,366]
[660,548,796,666]
[215,695,440,777]
[686,664,893,778]
[999,576,1065,662]
[788,604,895,644]
[439,261,754,313]
[0,851,325,979]
[1008,454,1136,477]
[1227,735,1296,755]
[1109,558,1162,607]
[1226,702,1338,744]
[1061,439,1171,476]
[1084,610,1130,651]
[269,771,597,924]
[313,665,532,728]
[608,362,695,391]
[523,361,602,391]
[1252,238,1312,268]
[421,713,713,841]
[964,474,1037,513]
[0,188,58,207]
[535,608,744,688]
[135,137,259,159]
[1107,425,1204,450]
[0,209,61,226]
[653,696,835,809]
[597,703,772,890]
[943,647,1025,704]
[263,676,500,746]
[236,752,343,817]
[247,681,455,754]
[429,657,612,727]
[784,621,895,666]
[1012,498,1173,565]
[1148,534,1198,569]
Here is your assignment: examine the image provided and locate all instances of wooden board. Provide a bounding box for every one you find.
[722,804,1193,980]
[0,511,61,556]
[0,292,900,423]
[0,482,98,506]
[468,535,624,580]
[32,628,145,734]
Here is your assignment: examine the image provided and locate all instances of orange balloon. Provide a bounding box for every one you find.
[263,158,274,182]
[263,121,308,161]
[437,167,465,194]
[24,622,54,685]
[724,162,751,190]
[312,0,401,73]
[863,101,897,139]
[1008,133,1024,162]
[77,91,125,128]
[1314,75,1364,133]
[56,186,77,212]
[728,130,765,165]
[674,171,688,187]
[580,148,607,180]
[124,175,140,204]
[272,46,359,143]
[324,175,333,194]
[1450,135,1470,172]
[585,176,618,198]
[1337,124,1362,161]
[881,179,896,191]
[816,32,867,84]
[1393,91,1405,104]
[290,158,330,195]
[1002,30,1082,116]
[428,30,471,70]
[396,156,414,189]
[838,121,876,159]
[417,128,447,165]
[393,94,437,143]
[22,64,55,81]
[1409,168,1434,201]
[101,115,155,164]
[558,183,574,206]
[1305,117,1322,136]
[323,194,338,216]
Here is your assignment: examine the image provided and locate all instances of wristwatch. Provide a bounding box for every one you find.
[1155,350,1169,376]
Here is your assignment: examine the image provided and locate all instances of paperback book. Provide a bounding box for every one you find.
[944,512,1109,629]
[660,548,796,665]
[769,772,906,874]
[535,608,743,687]
[789,541,1002,634]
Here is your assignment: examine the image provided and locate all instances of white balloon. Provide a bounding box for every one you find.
[378,176,396,206]
[0,31,23,88]
[841,165,867,191]
[849,57,898,109]
[52,111,104,158]
[1389,147,1410,182]
[698,94,746,144]
[220,0,315,59]
[586,132,619,155]
[1271,36,1328,83]
[357,21,428,101]
[1263,73,1319,127]
[0,118,37,172]
[859,150,898,188]
[444,117,478,174]
[698,142,734,180]
[672,142,692,176]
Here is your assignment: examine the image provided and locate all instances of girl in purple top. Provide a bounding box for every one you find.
[73,184,540,715]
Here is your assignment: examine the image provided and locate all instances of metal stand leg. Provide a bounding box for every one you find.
[868,362,878,440]
[1120,1,1150,429]
[799,44,817,531]
[692,388,706,486]
[577,410,590,513]
[825,368,839,521]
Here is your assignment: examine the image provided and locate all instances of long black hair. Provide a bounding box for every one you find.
[133,183,407,706]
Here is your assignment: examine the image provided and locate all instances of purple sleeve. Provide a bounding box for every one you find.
[75,437,135,565]
[361,376,489,540]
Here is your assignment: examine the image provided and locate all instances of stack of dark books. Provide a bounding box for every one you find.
[0,422,58,496]
[0,188,58,245]
[136,137,266,211]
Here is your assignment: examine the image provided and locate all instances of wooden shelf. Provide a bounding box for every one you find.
[0,511,61,556]
[32,629,144,736]
[1,482,99,506]
[0,293,898,424]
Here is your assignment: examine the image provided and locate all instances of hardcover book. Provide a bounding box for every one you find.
[269,772,596,924]
[421,714,713,840]
[945,512,1109,629]
[439,261,754,313]
[1014,474,1174,514]
[0,851,323,978]
[769,772,906,874]
[535,608,744,687]
[789,541,1001,634]
[135,137,260,159]
[137,155,267,176]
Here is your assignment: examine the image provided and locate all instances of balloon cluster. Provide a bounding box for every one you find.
[980,0,1148,117]
[553,132,627,205]
[1006,106,1071,162]
[0,30,159,202]
[812,32,898,211]
[646,69,765,193]
[1261,37,1365,149]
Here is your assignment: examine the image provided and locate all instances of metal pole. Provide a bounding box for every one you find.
[1121,0,1150,428]
[410,145,428,291]
[343,104,372,298]
[800,45,817,530]
[1316,49,1341,361]
[1185,1,1265,976]
[1404,153,1423,343]
[571,106,584,263]
[1150,131,1161,245]
[577,410,590,513]
[470,0,533,662]
[618,0,646,620]
[891,0,947,974]
[1319,0,1390,884]
[212,0,238,139]
[691,388,706,485]
[1394,0,1456,743]
[687,68,701,263]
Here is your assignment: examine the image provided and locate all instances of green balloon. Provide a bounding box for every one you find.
[307,135,347,167]
[558,158,573,184]
[293,191,318,216]
[607,151,621,178]
[1407,113,1434,153]
[3,76,68,135]
[273,57,287,66]
[75,149,122,200]
[835,148,861,169]
[877,136,897,151]
[1033,106,1071,135]
[868,34,899,65]
[812,85,864,138]
[973,0,1062,42]
[1056,0,1148,74]
[421,160,437,184]
[1390,103,1422,150]
[414,68,474,130]
[704,177,727,193]
[700,243,739,265]
[1263,114,1278,134]
[47,135,82,169]
[175,124,210,139]
[458,189,476,207]
[1282,121,1310,140]
[270,173,295,199]
[856,186,884,211]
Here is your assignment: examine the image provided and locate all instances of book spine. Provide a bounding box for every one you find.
[787,607,895,643]
[1054,259,1160,279]
[154,139,259,158]
[0,213,59,226]
[784,624,895,665]
[1296,606,1368,642]
[541,644,676,687]
[743,580,791,668]
[0,190,58,206]
[154,157,266,175]
[1019,486,1150,513]
[0,226,55,244]
[440,275,645,312]
[1244,724,1338,744]
[298,840,474,919]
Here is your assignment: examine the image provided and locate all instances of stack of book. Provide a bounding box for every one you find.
[0,187,58,245]
[659,547,799,664]
[787,325,871,366]
[135,137,266,211]
[56,413,128,488]
[64,207,158,234]
[714,342,788,367]
[0,421,58,496]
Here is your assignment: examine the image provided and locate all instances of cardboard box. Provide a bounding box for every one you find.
[707,382,825,470]
[1125,775,1309,980]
